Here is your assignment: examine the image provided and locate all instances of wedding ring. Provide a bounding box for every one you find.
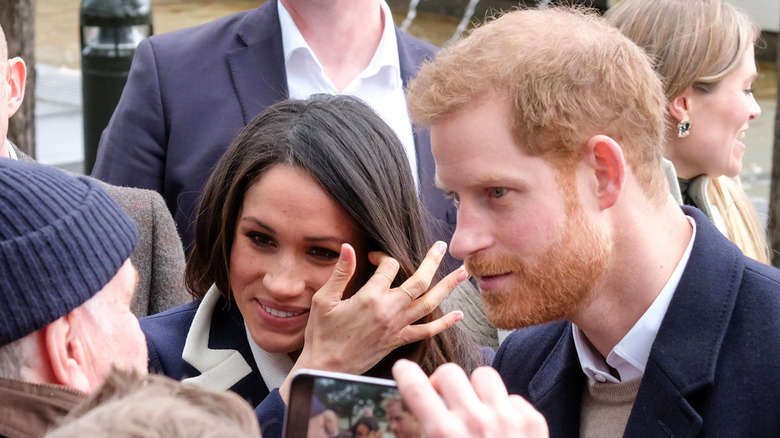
[399,286,414,301]
[377,271,393,281]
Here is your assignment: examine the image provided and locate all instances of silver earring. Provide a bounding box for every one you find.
[678,119,691,138]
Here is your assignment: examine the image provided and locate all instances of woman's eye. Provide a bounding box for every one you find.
[309,247,340,261]
[489,187,506,198]
[745,87,754,95]
[248,232,274,247]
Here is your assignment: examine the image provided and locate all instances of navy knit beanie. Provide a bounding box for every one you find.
[0,159,138,347]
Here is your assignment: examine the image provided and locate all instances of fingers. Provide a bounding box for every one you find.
[470,366,510,405]
[430,363,483,410]
[508,395,550,436]
[393,359,449,425]
[405,266,468,320]
[369,252,401,286]
[398,310,463,346]
[400,241,448,298]
[315,244,357,303]
[397,362,550,438]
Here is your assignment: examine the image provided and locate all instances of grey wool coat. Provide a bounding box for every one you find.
[14,145,191,317]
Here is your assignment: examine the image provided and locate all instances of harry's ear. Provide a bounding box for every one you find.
[5,57,26,118]
[43,312,91,393]
[584,134,624,211]
[667,86,692,122]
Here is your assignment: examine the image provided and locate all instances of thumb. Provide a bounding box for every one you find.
[317,243,356,302]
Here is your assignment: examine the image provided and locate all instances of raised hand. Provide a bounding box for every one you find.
[392,360,549,438]
[280,241,467,402]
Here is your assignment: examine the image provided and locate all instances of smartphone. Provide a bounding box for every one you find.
[283,369,401,438]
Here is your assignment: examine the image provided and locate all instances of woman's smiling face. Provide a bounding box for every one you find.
[229,164,367,355]
[669,45,762,179]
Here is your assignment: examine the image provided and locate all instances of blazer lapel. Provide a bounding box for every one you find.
[227,1,288,125]
[527,327,585,438]
[624,206,744,438]
[182,286,253,391]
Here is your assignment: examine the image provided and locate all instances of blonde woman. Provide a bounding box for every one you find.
[606,0,770,263]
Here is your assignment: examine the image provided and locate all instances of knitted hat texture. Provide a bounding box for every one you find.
[0,159,138,347]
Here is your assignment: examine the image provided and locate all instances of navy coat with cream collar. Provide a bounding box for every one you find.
[140,289,270,406]
[141,286,290,435]
[495,206,780,437]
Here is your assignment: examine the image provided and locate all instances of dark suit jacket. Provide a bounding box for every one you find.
[93,1,458,269]
[494,206,780,437]
[13,145,189,317]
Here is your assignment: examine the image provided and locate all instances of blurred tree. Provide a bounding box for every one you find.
[769,13,780,267]
[0,0,36,157]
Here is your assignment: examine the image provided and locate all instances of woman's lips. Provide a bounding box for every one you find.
[261,304,304,318]
[255,300,309,326]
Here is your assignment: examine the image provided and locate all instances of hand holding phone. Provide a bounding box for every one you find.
[391,360,549,438]
[284,369,408,438]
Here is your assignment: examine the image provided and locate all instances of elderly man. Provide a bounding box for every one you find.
[0,25,189,317]
[0,159,148,438]
[391,6,780,438]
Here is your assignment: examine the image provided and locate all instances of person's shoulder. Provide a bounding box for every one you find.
[395,28,438,52]
[141,300,200,333]
[146,3,274,52]
[735,258,780,315]
[148,8,256,44]
[95,180,160,206]
[92,181,177,236]
[494,321,570,370]
[394,26,438,59]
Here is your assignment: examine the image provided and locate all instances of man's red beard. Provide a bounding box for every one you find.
[465,196,612,330]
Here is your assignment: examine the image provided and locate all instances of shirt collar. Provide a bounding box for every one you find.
[245,324,295,392]
[573,215,697,383]
[6,139,17,160]
[277,0,400,89]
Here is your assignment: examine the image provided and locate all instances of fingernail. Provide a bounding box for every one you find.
[435,241,447,254]
[456,268,468,283]
[452,310,464,322]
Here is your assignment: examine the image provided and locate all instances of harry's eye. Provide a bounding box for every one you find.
[489,187,506,198]
[309,247,340,261]
[745,88,755,95]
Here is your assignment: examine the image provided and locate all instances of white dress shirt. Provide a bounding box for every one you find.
[573,216,697,383]
[278,0,419,186]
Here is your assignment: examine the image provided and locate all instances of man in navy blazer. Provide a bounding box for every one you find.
[389,8,780,438]
[92,0,457,269]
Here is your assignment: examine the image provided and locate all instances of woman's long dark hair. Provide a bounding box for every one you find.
[186,94,482,376]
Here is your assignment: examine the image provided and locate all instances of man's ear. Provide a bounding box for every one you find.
[584,134,624,210]
[667,86,692,123]
[5,57,26,118]
[43,312,91,393]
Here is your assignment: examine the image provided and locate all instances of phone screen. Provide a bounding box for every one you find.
[284,369,409,438]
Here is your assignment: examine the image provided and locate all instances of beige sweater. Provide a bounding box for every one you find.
[580,377,642,438]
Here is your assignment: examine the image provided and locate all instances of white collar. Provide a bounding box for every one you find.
[180,284,295,392]
[277,0,400,91]
[6,139,17,160]
[573,215,697,383]
[245,325,295,391]
[181,285,253,390]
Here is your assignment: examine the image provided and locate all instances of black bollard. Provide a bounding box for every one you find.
[80,0,152,175]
